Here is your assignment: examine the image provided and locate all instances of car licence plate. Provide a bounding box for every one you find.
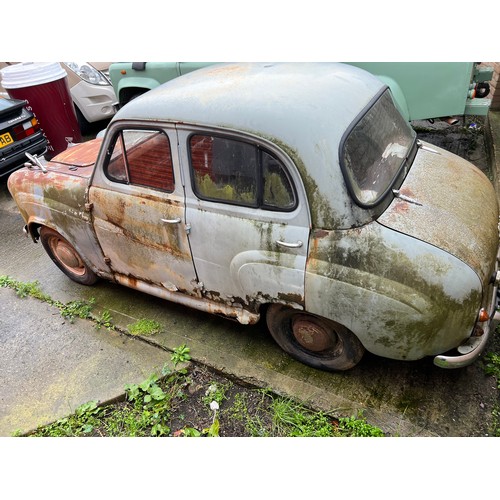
[0,131,14,149]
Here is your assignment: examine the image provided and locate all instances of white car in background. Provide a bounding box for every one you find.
[0,62,117,134]
[62,62,117,133]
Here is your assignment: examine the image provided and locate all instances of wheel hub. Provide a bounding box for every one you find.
[292,317,335,352]
[55,241,81,269]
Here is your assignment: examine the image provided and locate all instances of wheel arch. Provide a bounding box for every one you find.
[118,81,157,106]
[29,220,110,278]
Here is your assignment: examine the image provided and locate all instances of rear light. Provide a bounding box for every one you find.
[12,117,41,140]
[478,308,490,322]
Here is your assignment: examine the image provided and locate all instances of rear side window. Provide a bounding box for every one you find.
[105,129,175,192]
[189,134,296,210]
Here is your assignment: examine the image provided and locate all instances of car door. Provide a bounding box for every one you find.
[178,127,311,313]
[89,126,198,295]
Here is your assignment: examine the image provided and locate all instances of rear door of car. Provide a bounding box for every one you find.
[178,126,311,312]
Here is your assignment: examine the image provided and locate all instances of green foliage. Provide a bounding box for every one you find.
[171,344,191,367]
[0,275,97,324]
[31,400,105,437]
[490,405,500,437]
[203,381,231,407]
[128,318,163,336]
[179,427,202,437]
[227,390,384,437]
[203,419,220,437]
[484,353,500,389]
[94,310,114,330]
[337,412,385,437]
[485,347,500,436]
[25,362,387,437]
[269,395,337,437]
[0,275,52,302]
[122,374,175,437]
[59,298,95,323]
[229,392,270,437]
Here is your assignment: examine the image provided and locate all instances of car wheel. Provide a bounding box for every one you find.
[40,227,98,285]
[266,304,365,371]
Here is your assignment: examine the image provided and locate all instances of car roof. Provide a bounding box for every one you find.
[115,62,383,132]
[112,63,387,228]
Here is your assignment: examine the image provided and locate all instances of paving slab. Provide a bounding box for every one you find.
[0,288,170,436]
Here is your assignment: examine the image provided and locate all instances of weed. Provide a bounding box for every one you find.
[269,395,337,437]
[170,344,191,367]
[336,412,385,437]
[227,389,384,437]
[25,361,387,438]
[32,400,105,437]
[484,353,500,389]
[128,318,163,336]
[178,427,202,437]
[0,275,97,324]
[490,405,500,437]
[94,310,114,330]
[229,392,271,436]
[203,381,231,407]
[0,275,52,302]
[59,298,95,323]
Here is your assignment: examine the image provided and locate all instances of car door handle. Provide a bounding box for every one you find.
[276,240,303,249]
[160,217,182,224]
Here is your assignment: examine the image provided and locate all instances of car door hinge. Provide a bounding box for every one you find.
[84,202,93,212]
[192,280,204,290]
[185,223,191,235]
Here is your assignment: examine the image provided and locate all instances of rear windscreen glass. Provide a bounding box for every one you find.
[341,89,416,207]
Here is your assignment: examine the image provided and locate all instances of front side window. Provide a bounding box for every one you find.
[341,89,416,207]
[190,134,296,210]
[105,129,175,192]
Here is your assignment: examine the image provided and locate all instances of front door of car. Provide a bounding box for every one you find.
[178,128,311,313]
[89,126,198,295]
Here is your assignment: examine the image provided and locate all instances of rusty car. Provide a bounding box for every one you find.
[7,62,500,371]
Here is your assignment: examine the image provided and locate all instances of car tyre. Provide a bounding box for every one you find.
[266,304,365,371]
[40,227,98,285]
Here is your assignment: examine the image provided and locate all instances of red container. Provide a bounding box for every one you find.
[0,62,82,159]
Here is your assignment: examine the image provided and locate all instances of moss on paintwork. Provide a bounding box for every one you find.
[306,223,482,360]
[248,135,340,230]
[40,178,90,245]
[279,143,339,229]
